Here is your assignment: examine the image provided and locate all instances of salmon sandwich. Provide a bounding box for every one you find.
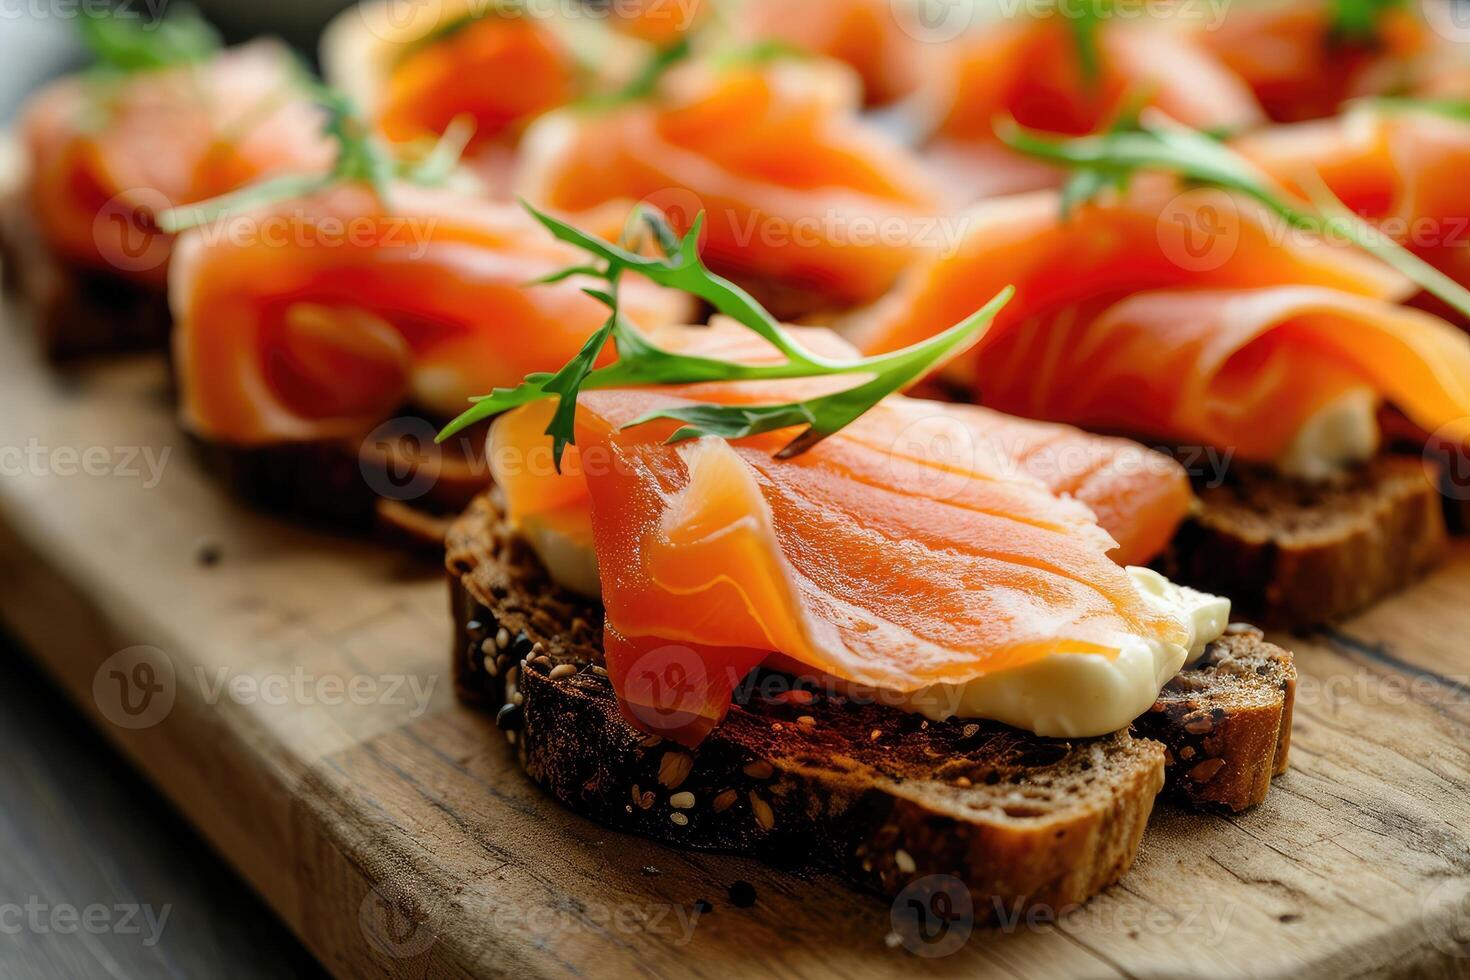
[4,8,332,359]
[844,112,1470,627]
[444,206,1296,918]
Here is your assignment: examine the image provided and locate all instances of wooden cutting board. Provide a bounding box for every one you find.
[2,308,1470,979]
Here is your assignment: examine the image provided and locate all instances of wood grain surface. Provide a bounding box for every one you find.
[1,305,1469,978]
[0,634,327,980]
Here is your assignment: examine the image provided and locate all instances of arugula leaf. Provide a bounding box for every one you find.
[999,112,1470,320]
[78,3,219,75]
[157,86,475,234]
[1065,2,1105,86]
[578,36,693,110]
[1329,0,1404,42]
[438,203,1014,468]
[1359,96,1470,123]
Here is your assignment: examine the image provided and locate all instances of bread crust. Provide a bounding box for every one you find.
[186,419,493,551]
[1164,457,1447,628]
[1133,627,1297,812]
[446,494,1296,911]
[1,197,171,360]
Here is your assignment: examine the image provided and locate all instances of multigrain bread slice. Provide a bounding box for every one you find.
[1133,626,1295,812]
[1164,457,1446,629]
[446,494,1296,911]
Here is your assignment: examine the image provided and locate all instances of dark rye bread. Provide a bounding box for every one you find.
[1133,626,1296,813]
[1165,456,1447,629]
[446,494,1296,912]
[1,198,171,361]
[189,416,495,552]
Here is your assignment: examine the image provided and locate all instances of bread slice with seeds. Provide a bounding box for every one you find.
[1164,457,1446,628]
[1132,627,1296,812]
[446,494,1297,911]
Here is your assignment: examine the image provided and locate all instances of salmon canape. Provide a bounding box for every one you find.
[516,57,942,318]
[1195,0,1460,123]
[846,178,1470,480]
[912,9,1264,200]
[12,25,331,357]
[168,183,692,532]
[321,0,650,195]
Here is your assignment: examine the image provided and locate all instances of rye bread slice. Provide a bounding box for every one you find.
[1,198,171,361]
[446,493,1295,912]
[189,416,494,551]
[1163,456,1446,629]
[1133,626,1296,812]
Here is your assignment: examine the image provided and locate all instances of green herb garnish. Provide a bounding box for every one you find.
[1000,112,1470,320]
[1329,0,1404,42]
[157,86,474,233]
[579,35,693,109]
[1065,2,1106,87]
[437,205,1012,469]
[1357,96,1470,123]
[78,3,219,75]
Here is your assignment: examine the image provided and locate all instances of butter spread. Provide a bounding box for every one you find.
[1274,387,1380,482]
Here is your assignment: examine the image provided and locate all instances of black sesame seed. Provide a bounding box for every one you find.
[466,619,486,638]
[693,899,713,914]
[495,702,523,731]
[727,881,756,908]
[510,630,535,657]
[640,866,661,877]
[196,542,222,567]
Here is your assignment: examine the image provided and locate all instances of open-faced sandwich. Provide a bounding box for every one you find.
[443,206,1297,916]
[319,0,679,197]
[159,97,692,541]
[514,54,942,319]
[4,8,331,358]
[841,110,1470,627]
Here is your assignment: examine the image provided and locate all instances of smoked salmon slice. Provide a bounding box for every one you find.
[962,285,1470,472]
[845,182,1470,472]
[736,0,924,105]
[516,59,942,315]
[324,1,589,151]
[913,13,1263,200]
[1195,0,1453,122]
[321,0,652,195]
[21,40,332,285]
[1237,108,1470,301]
[489,320,1199,745]
[847,180,1409,357]
[492,320,1193,569]
[169,183,692,446]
